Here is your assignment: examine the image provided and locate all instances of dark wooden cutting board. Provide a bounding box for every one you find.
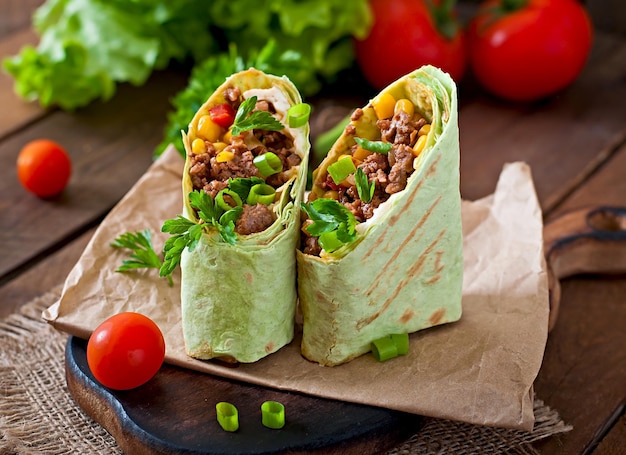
[65,206,626,454]
[65,336,423,454]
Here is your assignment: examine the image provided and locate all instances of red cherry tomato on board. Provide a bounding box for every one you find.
[209,103,236,128]
[354,0,467,90]
[87,312,166,390]
[467,0,593,102]
[17,139,72,198]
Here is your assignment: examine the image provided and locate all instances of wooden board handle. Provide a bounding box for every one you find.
[544,206,626,331]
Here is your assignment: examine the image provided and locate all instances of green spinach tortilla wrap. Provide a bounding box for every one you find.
[179,68,310,363]
[297,65,462,366]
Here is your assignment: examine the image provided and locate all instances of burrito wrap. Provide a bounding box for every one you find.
[297,66,463,366]
[181,68,309,363]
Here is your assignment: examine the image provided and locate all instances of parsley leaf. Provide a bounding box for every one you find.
[159,189,245,276]
[301,199,357,251]
[160,217,201,278]
[354,137,392,154]
[231,96,284,136]
[354,168,375,203]
[111,230,173,286]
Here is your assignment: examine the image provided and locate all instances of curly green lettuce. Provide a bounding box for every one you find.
[3,0,371,111]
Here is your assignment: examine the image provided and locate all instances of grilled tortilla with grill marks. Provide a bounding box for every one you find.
[297,66,463,366]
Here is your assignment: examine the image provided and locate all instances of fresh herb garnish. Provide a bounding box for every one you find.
[354,137,392,154]
[354,168,375,203]
[111,230,172,286]
[231,96,284,136]
[301,199,357,252]
[227,176,266,202]
[160,190,244,277]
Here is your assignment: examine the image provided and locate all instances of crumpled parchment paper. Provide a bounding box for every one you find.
[44,146,549,431]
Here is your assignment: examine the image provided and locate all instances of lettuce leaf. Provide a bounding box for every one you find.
[3,0,371,111]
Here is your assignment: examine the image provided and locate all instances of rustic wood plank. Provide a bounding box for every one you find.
[0,0,43,38]
[532,144,626,454]
[532,277,626,455]
[0,69,188,282]
[0,229,93,319]
[458,32,626,211]
[0,27,46,138]
[594,411,626,455]
[547,142,626,219]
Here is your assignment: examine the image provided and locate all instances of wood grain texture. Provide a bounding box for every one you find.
[0,70,188,282]
[458,33,626,212]
[533,142,626,453]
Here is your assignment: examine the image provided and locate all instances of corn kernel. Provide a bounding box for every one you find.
[223,130,233,143]
[394,99,414,117]
[372,93,396,120]
[216,150,235,163]
[197,115,222,142]
[322,190,339,200]
[213,142,227,152]
[418,124,431,136]
[191,138,206,155]
[412,135,427,156]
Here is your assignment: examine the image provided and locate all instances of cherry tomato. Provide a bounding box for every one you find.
[209,103,236,128]
[467,0,593,101]
[87,312,165,390]
[17,139,72,198]
[354,0,467,90]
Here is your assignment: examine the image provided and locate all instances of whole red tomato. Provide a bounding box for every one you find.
[17,139,72,198]
[87,312,166,390]
[467,0,593,101]
[354,0,467,89]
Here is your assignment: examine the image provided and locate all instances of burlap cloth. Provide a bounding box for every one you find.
[0,288,572,454]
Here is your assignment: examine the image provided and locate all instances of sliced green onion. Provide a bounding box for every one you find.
[215,188,242,212]
[354,137,392,154]
[253,152,283,177]
[318,230,344,253]
[327,156,356,185]
[371,335,398,362]
[287,103,311,128]
[261,401,285,429]
[391,333,409,355]
[216,402,239,432]
[247,183,276,205]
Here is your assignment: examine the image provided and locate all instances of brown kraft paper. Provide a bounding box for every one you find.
[43,146,549,431]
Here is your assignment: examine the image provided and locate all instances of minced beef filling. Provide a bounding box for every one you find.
[188,87,301,236]
[301,107,427,256]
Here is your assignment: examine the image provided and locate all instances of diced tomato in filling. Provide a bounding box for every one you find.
[209,103,236,128]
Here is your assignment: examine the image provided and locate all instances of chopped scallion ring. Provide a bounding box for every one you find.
[261,401,285,429]
[371,336,398,362]
[216,402,239,432]
[371,333,410,361]
[287,103,311,128]
[327,156,356,185]
[215,188,243,212]
[253,152,283,177]
[247,183,276,205]
[391,333,409,355]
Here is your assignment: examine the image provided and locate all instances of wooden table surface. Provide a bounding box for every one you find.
[1,2,624,454]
